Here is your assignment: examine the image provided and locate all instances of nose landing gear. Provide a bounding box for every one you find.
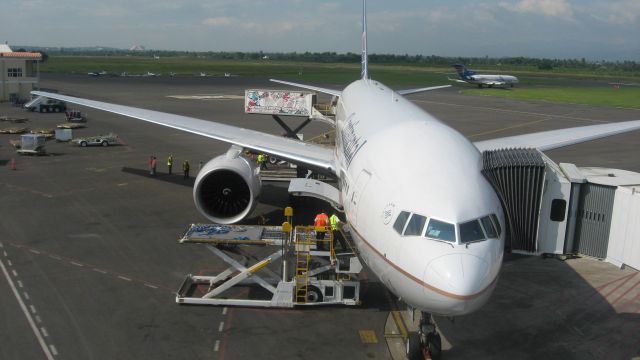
[406,312,442,360]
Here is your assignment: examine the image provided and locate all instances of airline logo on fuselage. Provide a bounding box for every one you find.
[341,112,366,168]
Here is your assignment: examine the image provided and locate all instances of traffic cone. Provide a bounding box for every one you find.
[10,158,16,170]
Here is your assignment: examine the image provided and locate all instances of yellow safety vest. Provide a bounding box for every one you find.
[167,156,173,166]
[329,214,339,230]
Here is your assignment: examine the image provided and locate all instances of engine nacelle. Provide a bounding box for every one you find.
[193,153,261,224]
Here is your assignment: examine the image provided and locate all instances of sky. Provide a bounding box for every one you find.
[1,0,639,60]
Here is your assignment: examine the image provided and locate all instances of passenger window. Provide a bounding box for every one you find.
[404,214,426,236]
[459,220,485,243]
[393,211,410,235]
[425,219,456,242]
[480,216,498,238]
[490,214,501,236]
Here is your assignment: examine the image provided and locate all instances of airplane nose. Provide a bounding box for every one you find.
[424,253,490,297]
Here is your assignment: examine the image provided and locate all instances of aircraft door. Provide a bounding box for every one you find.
[350,169,371,227]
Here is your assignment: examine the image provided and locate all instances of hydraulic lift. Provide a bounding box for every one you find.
[176,207,362,308]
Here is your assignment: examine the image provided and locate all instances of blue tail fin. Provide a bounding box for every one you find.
[361,0,368,80]
[453,64,475,80]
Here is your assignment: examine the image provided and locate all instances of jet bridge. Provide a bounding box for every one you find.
[482,148,640,268]
[175,208,362,308]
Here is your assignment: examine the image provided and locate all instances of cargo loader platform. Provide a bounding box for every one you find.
[176,208,362,308]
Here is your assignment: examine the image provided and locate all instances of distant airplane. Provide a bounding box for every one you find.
[87,70,107,77]
[33,1,640,358]
[450,64,519,88]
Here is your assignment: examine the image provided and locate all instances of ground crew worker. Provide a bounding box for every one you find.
[314,210,329,250]
[330,213,347,250]
[183,160,190,179]
[257,153,267,170]
[148,155,154,175]
[167,154,173,175]
[150,156,157,176]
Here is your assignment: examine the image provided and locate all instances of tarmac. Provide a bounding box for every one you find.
[0,73,639,360]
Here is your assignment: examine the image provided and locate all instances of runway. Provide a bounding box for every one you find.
[1,73,639,359]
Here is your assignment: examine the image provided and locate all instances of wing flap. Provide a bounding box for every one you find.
[32,91,336,173]
[474,120,640,152]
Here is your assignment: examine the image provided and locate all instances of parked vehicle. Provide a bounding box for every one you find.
[72,133,119,147]
[24,97,67,113]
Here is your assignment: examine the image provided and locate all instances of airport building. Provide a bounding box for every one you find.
[0,43,42,102]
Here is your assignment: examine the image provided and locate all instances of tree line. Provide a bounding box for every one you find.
[31,47,640,73]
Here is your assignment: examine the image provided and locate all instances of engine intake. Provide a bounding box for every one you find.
[193,154,260,224]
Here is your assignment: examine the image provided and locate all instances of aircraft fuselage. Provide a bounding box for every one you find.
[334,79,505,316]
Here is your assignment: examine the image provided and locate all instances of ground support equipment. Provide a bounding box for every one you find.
[176,213,363,308]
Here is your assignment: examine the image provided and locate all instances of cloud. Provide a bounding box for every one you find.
[500,0,573,19]
[202,17,234,26]
[586,0,640,24]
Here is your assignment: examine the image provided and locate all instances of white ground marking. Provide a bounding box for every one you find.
[50,255,61,261]
[214,340,220,352]
[12,269,18,277]
[3,251,7,256]
[49,345,58,356]
[30,305,37,314]
[30,249,40,255]
[144,283,158,289]
[118,276,132,282]
[35,315,42,323]
[0,242,3,248]
[0,258,55,360]
[7,260,12,266]
[23,292,30,300]
[222,307,228,315]
[70,262,83,267]
[218,322,224,332]
[93,268,107,274]
[41,327,49,337]
[17,280,23,288]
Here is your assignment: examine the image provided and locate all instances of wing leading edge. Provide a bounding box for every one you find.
[474,120,640,152]
[31,91,336,174]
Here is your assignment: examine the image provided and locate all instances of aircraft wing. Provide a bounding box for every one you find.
[31,91,336,173]
[474,120,640,152]
[269,79,342,97]
[397,85,451,96]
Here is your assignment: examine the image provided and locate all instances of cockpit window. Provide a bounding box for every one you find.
[490,214,501,236]
[480,216,498,238]
[459,219,486,243]
[393,211,410,235]
[425,219,456,242]
[404,214,427,236]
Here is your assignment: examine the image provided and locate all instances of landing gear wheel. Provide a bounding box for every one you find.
[101,141,108,147]
[406,332,422,360]
[80,141,87,147]
[306,286,323,303]
[426,333,442,360]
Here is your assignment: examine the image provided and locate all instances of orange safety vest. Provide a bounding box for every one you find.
[314,213,329,227]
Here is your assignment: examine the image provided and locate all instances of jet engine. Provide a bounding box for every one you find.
[193,152,261,224]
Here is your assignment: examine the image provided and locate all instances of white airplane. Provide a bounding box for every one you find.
[450,64,519,88]
[32,1,640,358]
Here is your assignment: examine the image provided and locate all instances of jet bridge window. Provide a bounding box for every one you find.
[425,219,456,242]
[393,211,411,235]
[480,216,498,239]
[404,214,427,236]
[459,219,486,243]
